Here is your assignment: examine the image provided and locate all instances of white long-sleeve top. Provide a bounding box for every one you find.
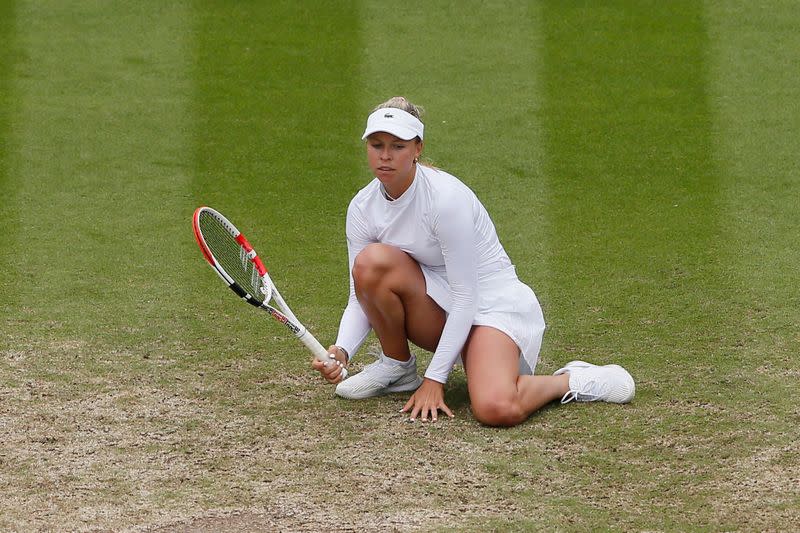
[334,164,513,383]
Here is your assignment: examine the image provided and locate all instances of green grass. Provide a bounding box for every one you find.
[1,1,798,531]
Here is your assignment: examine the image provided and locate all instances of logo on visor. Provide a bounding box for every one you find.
[384,113,394,118]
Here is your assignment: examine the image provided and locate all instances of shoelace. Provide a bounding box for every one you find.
[560,390,578,404]
[560,379,607,404]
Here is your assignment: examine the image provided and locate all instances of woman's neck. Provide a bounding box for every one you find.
[383,164,417,201]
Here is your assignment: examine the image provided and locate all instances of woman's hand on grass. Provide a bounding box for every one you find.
[401,378,454,422]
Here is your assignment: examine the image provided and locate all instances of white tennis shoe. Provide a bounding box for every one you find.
[554,360,635,404]
[335,353,422,400]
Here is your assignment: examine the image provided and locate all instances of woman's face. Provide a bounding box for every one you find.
[365,132,423,192]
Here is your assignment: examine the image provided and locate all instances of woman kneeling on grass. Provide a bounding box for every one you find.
[312,97,635,427]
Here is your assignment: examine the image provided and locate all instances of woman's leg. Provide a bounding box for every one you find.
[462,326,570,427]
[352,243,446,358]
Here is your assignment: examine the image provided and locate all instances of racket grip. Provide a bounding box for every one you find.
[298,330,349,380]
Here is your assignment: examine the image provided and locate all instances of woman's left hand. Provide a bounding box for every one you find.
[401,378,454,422]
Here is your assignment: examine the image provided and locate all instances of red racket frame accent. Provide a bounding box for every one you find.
[235,233,268,276]
[192,206,216,266]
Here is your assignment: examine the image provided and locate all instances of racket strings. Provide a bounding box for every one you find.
[199,211,266,304]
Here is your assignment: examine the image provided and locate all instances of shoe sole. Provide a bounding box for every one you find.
[386,375,423,393]
[335,375,422,400]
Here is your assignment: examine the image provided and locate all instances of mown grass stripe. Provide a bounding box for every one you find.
[188,1,364,367]
[536,3,782,529]
[0,1,18,328]
[5,1,195,351]
[539,2,727,373]
[707,1,800,346]
[704,5,800,522]
[1,1,199,528]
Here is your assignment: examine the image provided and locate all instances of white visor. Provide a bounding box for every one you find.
[361,107,424,141]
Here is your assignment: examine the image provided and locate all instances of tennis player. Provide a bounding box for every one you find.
[313,97,635,427]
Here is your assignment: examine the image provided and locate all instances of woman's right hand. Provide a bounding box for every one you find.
[311,345,348,384]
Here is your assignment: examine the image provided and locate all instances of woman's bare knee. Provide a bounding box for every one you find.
[471,394,526,427]
[352,244,398,289]
[353,243,427,300]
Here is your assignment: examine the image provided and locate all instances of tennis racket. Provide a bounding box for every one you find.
[192,206,347,379]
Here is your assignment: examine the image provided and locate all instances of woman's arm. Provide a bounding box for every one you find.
[423,188,479,383]
[332,201,374,359]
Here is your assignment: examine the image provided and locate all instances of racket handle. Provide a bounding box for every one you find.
[298,330,349,380]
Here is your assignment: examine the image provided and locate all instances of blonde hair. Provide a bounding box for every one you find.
[372,96,424,121]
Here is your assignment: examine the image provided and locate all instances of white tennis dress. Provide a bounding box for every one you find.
[334,164,545,383]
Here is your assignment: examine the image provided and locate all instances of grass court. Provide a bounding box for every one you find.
[0,1,798,531]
